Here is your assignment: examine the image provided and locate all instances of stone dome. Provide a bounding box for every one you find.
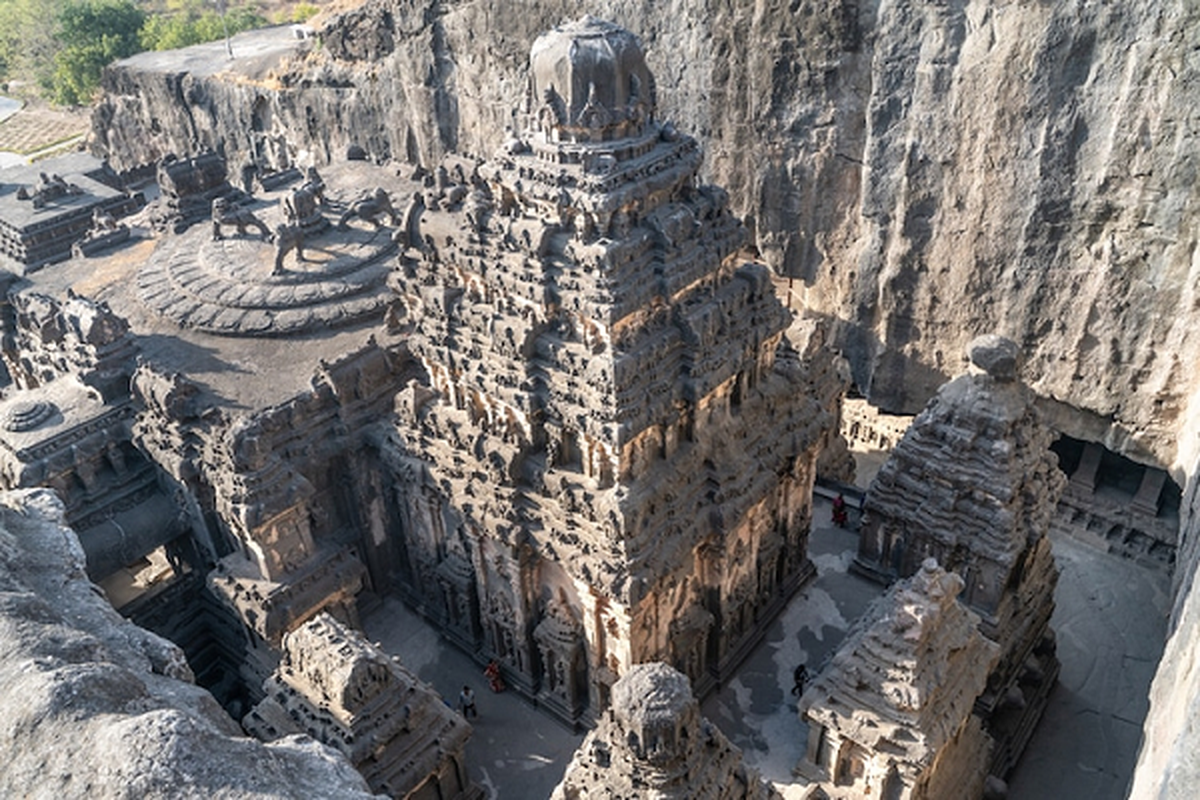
[609,662,698,765]
[3,400,55,432]
[528,16,656,141]
[968,334,1021,382]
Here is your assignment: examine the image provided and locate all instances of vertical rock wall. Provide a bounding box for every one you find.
[90,0,1200,469]
[0,489,376,798]
[1132,459,1200,797]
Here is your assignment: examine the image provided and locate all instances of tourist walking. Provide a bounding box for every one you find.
[792,664,808,696]
[832,493,848,527]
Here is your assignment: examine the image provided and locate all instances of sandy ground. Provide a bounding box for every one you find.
[363,495,1169,798]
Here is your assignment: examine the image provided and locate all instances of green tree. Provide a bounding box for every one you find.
[50,0,145,105]
[0,0,69,93]
[139,4,267,52]
[290,3,319,24]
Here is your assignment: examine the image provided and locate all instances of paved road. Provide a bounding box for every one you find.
[0,96,20,123]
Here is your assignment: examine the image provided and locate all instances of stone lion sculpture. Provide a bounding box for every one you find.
[337,187,399,229]
[211,197,272,241]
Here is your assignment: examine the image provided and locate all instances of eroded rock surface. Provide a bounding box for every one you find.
[855,335,1066,776]
[1132,459,1200,799]
[245,613,476,798]
[797,560,999,800]
[552,662,781,800]
[0,488,376,799]
[91,1,1200,468]
[368,16,833,721]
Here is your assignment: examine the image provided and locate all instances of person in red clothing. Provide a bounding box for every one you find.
[484,659,506,692]
[832,493,848,527]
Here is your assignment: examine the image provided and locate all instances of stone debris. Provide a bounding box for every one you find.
[245,612,478,799]
[552,661,782,799]
[797,559,999,800]
[854,335,1066,777]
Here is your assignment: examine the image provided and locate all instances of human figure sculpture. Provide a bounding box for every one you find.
[337,187,399,229]
[211,197,272,241]
[464,178,493,233]
[391,192,425,249]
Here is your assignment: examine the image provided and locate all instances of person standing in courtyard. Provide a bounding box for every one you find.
[832,493,848,527]
[459,685,477,718]
[792,664,808,697]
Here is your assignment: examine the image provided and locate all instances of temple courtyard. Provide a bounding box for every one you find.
[363,493,1169,798]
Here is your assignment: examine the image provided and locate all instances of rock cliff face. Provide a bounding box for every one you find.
[0,488,377,799]
[91,0,1200,470]
[1133,460,1200,798]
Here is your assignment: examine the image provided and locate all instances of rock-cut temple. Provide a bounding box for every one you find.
[0,15,838,738]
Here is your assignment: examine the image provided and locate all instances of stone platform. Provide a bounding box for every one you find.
[137,209,395,337]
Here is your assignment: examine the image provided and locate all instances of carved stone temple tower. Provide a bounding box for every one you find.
[374,17,829,722]
[552,662,782,799]
[243,613,477,799]
[797,560,999,799]
[853,335,1066,777]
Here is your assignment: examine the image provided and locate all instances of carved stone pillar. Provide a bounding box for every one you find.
[436,547,480,650]
[534,595,587,725]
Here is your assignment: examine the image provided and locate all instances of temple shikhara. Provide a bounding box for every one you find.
[0,8,1180,800]
[376,16,829,718]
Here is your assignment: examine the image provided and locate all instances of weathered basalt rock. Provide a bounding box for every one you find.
[855,335,1066,777]
[245,613,477,798]
[90,2,1200,470]
[0,292,185,582]
[797,559,999,800]
[367,17,834,721]
[0,488,377,799]
[552,662,781,799]
[0,154,143,272]
[1134,454,1200,797]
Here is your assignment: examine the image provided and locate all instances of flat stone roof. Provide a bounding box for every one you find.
[0,380,123,458]
[0,153,124,232]
[112,25,307,81]
[18,160,420,413]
